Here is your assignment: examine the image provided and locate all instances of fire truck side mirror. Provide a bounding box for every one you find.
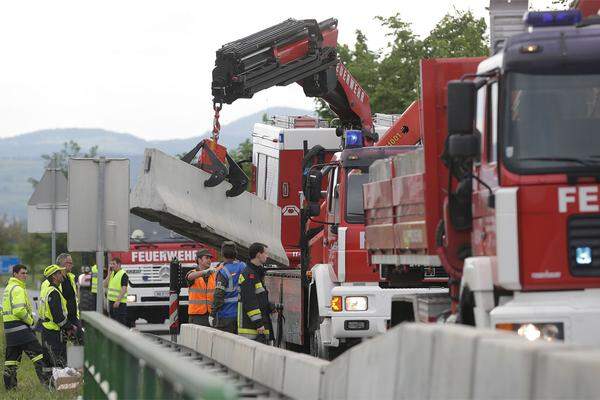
[447,80,476,135]
[448,134,480,159]
[304,170,323,203]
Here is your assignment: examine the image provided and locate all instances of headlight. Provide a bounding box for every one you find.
[345,296,368,311]
[127,294,137,303]
[496,322,564,342]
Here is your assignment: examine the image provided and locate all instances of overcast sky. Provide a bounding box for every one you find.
[0,0,554,140]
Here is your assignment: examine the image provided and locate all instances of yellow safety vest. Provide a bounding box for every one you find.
[39,283,68,331]
[2,278,33,325]
[91,264,98,294]
[108,269,127,303]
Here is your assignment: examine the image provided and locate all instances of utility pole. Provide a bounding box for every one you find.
[95,157,106,313]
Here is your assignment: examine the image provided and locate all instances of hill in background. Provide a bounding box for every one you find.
[0,107,311,220]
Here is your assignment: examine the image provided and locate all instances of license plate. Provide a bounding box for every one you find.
[154,291,169,297]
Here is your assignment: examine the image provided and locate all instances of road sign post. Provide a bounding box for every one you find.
[68,157,130,314]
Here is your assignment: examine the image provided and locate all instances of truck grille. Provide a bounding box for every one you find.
[568,215,600,276]
[126,264,170,284]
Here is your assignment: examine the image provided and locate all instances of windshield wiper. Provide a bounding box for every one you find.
[518,157,600,167]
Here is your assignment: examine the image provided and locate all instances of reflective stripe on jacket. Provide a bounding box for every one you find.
[40,284,68,331]
[215,261,245,320]
[188,271,216,315]
[237,263,272,340]
[107,269,127,303]
[2,278,36,346]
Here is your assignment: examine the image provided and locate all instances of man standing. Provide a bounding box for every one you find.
[186,249,216,326]
[40,264,73,369]
[3,264,50,390]
[55,253,80,328]
[238,243,274,343]
[210,242,245,334]
[103,257,129,326]
[90,264,98,308]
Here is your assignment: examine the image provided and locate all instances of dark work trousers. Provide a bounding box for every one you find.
[215,317,237,334]
[109,302,128,326]
[254,334,268,344]
[42,329,67,369]
[189,314,210,326]
[3,339,50,390]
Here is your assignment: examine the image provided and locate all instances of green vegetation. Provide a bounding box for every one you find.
[0,325,80,399]
[316,9,488,120]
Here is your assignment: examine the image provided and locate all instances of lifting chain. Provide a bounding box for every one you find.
[212,102,223,143]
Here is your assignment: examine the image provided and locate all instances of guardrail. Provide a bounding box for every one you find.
[82,312,238,399]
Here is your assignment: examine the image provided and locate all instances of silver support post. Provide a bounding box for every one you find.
[96,157,106,314]
[51,156,57,264]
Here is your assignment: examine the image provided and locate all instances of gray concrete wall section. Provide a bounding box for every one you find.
[346,326,402,399]
[251,345,287,392]
[533,349,600,400]
[283,353,328,400]
[177,323,600,400]
[130,148,288,266]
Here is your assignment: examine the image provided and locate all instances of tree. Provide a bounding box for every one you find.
[315,9,489,119]
[230,138,253,182]
[28,140,98,187]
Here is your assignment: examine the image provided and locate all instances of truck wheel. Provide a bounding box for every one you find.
[457,286,476,326]
[309,327,330,360]
[79,289,95,312]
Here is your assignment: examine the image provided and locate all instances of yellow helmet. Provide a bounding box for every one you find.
[43,264,65,278]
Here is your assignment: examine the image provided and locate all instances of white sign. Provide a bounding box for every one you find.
[68,158,130,252]
[27,160,68,233]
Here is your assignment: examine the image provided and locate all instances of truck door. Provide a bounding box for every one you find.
[325,166,341,274]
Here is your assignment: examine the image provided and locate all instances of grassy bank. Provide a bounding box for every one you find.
[0,325,81,399]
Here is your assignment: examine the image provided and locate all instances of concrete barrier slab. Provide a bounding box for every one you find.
[232,338,258,379]
[533,349,600,400]
[321,348,351,400]
[211,331,237,370]
[283,352,329,400]
[396,323,441,400]
[346,326,402,400]
[179,324,196,348]
[430,325,497,399]
[195,326,217,357]
[252,345,287,392]
[473,335,549,400]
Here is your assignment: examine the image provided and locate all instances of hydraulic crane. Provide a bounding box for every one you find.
[182,18,383,198]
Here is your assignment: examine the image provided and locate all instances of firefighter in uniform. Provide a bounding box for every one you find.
[103,257,129,326]
[40,264,74,368]
[2,264,50,390]
[186,248,217,326]
[210,242,245,334]
[238,243,274,343]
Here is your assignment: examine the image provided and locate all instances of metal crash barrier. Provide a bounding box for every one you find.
[82,312,238,399]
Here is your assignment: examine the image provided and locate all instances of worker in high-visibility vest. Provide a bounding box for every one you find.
[103,257,129,326]
[55,253,79,326]
[90,264,98,303]
[2,264,51,390]
[186,248,218,326]
[210,241,245,334]
[39,264,74,369]
[238,243,274,343]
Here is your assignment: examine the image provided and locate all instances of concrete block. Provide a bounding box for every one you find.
[473,335,548,400]
[346,326,402,400]
[429,324,489,399]
[283,352,329,400]
[195,326,217,357]
[395,323,441,400]
[210,331,237,370]
[179,324,195,348]
[532,348,600,400]
[252,345,287,392]
[232,337,258,379]
[320,348,351,400]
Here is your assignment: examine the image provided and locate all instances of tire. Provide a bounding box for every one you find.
[309,327,330,360]
[457,286,476,326]
[79,289,95,312]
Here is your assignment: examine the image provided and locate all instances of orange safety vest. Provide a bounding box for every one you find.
[188,271,217,315]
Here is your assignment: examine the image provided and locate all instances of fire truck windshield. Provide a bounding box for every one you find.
[503,72,600,174]
[345,168,369,224]
[130,215,191,243]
